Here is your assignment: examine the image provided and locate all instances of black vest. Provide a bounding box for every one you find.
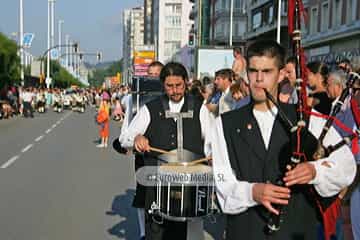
[144,94,204,160]
[142,94,205,212]
[221,102,324,240]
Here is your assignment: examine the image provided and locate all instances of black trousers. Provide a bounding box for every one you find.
[145,212,187,240]
[23,102,34,117]
[132,154,146,208]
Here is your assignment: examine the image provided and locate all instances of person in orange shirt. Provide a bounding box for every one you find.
[97,92,111,148]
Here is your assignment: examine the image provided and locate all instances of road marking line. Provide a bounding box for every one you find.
[1,155,20,169]
[35,135,44,142]
[46,128,52,134]
[52,124,57,128]
[21,144,33,153]
[56,120,61,124]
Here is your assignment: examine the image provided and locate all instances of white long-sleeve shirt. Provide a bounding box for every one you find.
[119,97,214,156]
[212,107,357,214]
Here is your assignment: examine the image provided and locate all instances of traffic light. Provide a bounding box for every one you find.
[188,33,194,46]
[97,52,102,61]
[73,43,78,53]
[39,73,45,84]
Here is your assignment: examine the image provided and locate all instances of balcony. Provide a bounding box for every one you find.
[249,0,272,9]
[302,20,360,48]
[245,17,287,39]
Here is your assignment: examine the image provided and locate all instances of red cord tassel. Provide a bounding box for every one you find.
[351,97,360,127]
[321,198,342,240]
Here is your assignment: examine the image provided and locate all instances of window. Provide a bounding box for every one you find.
[165,28,181,41]
[321,2,329,32]
[332,0,342,27]
[347,0,357,23]
[282,0,288,15]
[234,23,239,36]
[268,6,274,24]
[252,11,262,30]
[234,0,241,9]
[222,0,227,10]
[165,3,181,15]
[164,41,181,57]
[165,16,181,27]
[310,7,318,34]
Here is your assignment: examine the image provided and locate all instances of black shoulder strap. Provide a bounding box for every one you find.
[160,94,169,112]
[186,94,194,112]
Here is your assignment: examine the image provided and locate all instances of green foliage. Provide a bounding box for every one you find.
[0,32,20,89]
[88,59,122,87]
[44,59,84,88]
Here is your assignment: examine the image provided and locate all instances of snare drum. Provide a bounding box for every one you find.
[154,164,215,221]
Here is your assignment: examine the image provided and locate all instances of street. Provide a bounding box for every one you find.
[0,108,224,240]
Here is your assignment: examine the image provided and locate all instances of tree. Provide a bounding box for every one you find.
[43,59,84,88]
[88,59,123,87]
[0,32,20,89]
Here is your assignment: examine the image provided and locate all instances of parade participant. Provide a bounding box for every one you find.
[96,92,110,148]
[112,97,123,121]
[232,46,247,83]
[128,61,164,240]
[327,70,360,239]
[147,61,164,78]
[214,68,236,115]
[338,58,352,73]
[307,61,332,115]
[120,86,133,133]
[211,40,356,240]
[22,87,34,118]
[279,56,298,104]
[230,78,250,110]
[119,62,212,240]
[350,81,360,240]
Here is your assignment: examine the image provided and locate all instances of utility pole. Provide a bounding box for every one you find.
[46,0,52,88]
[65,34,69,69]
[229,0,234,46]
[277,0,282,44]
[51,0,55,47]
[19,0,24,85]
[58,20,64,62]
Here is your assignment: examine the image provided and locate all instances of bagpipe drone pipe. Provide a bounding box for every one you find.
[264,0,360,238]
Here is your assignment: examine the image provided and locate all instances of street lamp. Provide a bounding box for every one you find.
[46,0,56,89]
[58,20,64,60]
[19,0,24,85]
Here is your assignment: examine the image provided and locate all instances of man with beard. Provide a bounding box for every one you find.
[120,62,212,240]
[211,40,356,240]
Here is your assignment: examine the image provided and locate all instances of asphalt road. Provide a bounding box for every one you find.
[0,107,224,240]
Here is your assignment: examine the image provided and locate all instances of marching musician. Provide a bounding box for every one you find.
[119,62,212,240]
[131,61,164,240]
[211,40,356,240]
[327,69,360,239]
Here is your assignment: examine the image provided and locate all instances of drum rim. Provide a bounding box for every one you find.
[157,212,213,222]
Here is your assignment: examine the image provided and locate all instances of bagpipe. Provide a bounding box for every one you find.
[264,0,360,238]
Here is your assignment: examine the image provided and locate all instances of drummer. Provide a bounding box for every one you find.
[119,62,213,240]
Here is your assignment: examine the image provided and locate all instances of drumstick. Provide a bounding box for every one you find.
[188,156,212,165]
[149,147,176,155]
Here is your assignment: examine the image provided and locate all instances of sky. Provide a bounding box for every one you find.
[0,0,143,63]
